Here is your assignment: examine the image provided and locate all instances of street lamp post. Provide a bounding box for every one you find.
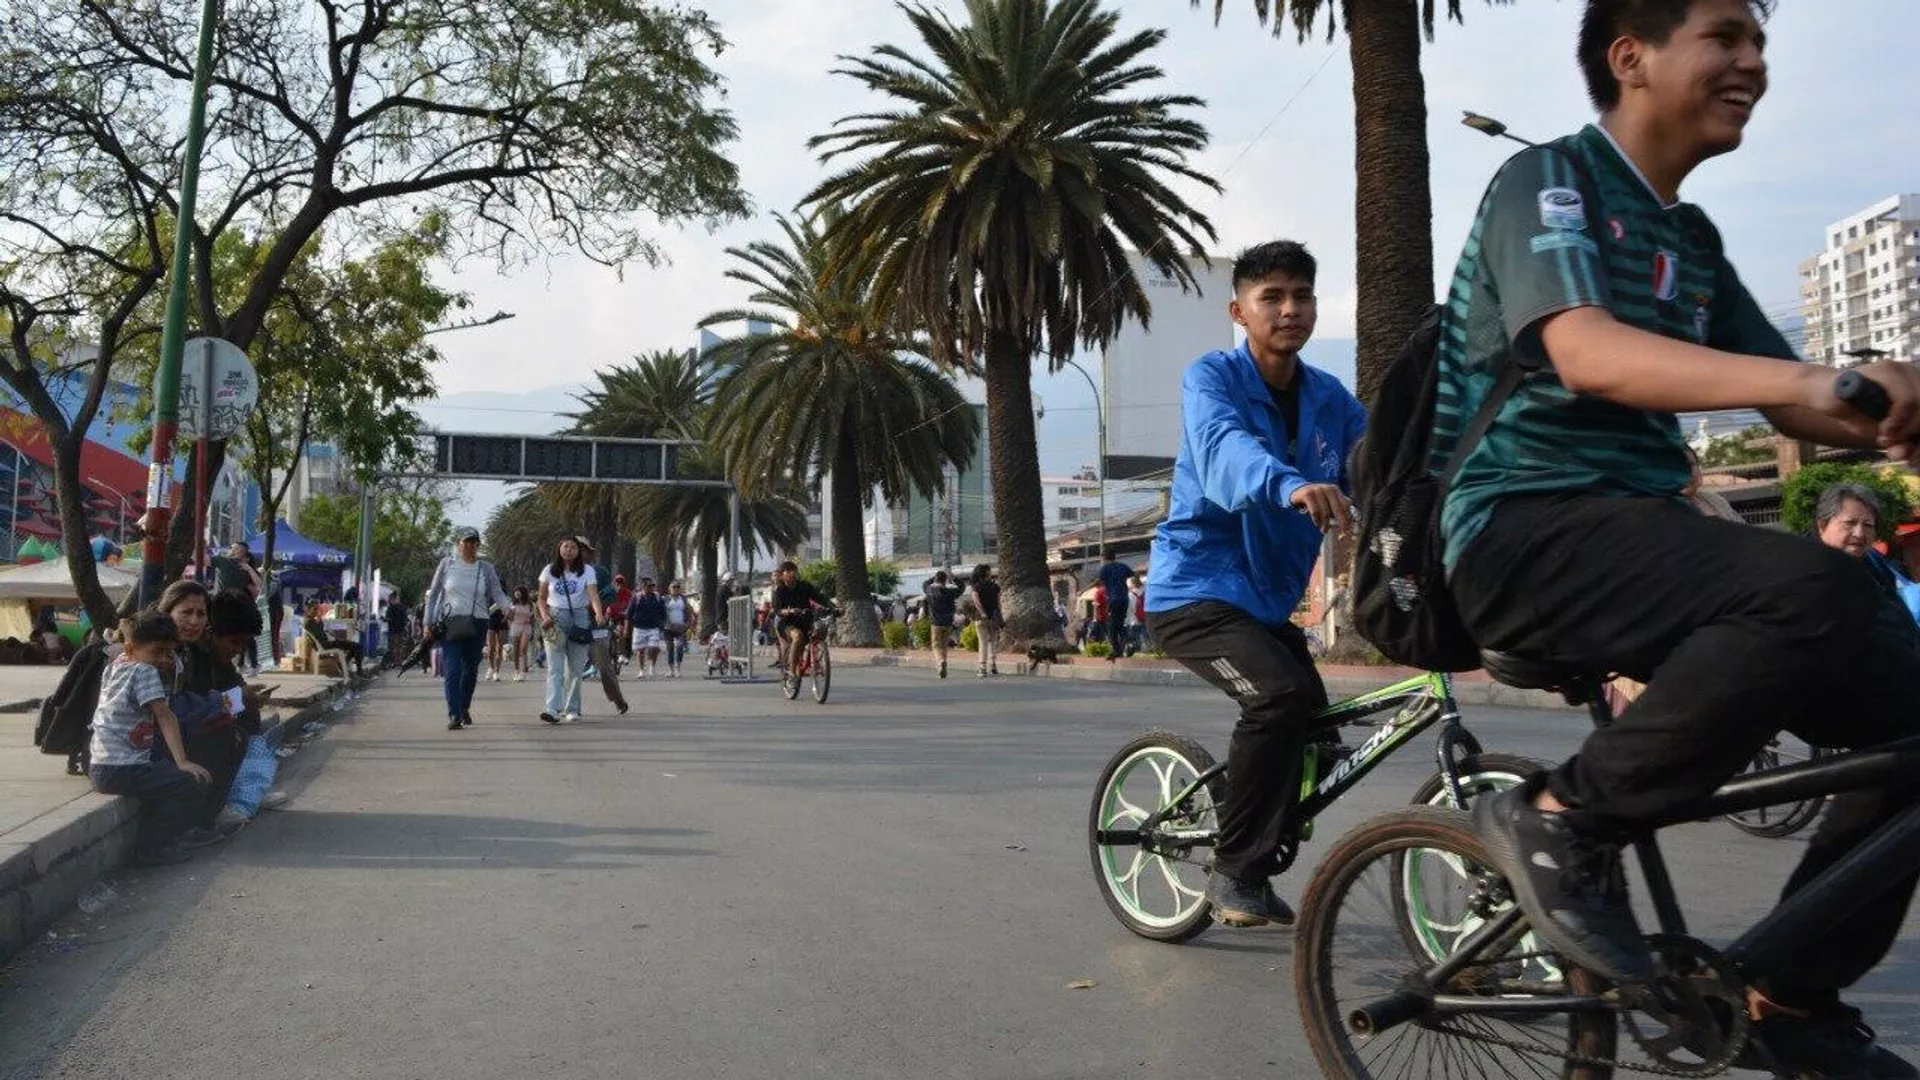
[1059,358,1107,559]
[1460,110,1538,148]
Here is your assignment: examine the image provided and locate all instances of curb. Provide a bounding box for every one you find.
[825,648,1573,712]
[0,673,364,965]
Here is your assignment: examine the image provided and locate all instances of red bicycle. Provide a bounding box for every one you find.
[781,611,836,704]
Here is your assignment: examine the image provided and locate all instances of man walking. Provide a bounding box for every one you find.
[923,571,963,679]
[1097,551,1133,661]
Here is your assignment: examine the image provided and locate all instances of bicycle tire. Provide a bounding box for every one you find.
[781,660,801,700]
[1088,730,1223,943]
[1399,753,1544,964]
[1297,807,1617,1080]
[1724,741,1829,839]
[812,644,831,703]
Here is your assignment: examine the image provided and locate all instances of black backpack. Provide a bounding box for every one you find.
[35,641,112,766]
[1348,310,1523,672]
[1349,146,1600,672]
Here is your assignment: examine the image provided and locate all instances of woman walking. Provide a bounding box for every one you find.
[506,586,536,682]
[484,605,508,681]
[424,526,510,731]
[538,536,603,724]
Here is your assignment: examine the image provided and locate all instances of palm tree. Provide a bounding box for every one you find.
[552,349,714,577]
[806,0,1218,643]
[701,208,980,646]
[1207,0,1516,403]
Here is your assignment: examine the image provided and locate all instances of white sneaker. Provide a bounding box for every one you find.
[259,790,290,811]
[513,672,525,683]
[214,806,249,834]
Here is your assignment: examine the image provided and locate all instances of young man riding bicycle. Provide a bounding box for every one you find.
[771,561,833,677]
[1440,3,1920,1076]
[1144,240,1367,929]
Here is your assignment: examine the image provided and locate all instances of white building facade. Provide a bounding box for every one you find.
[1800,194,1920,366]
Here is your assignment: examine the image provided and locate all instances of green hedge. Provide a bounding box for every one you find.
[1083,641,1113,658]
[959,623,979,652]
[909,621,932,648]
[880,622,909,650]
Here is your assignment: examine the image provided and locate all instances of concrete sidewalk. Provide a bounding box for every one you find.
[823,646,1573,711]
[0,669,359,962]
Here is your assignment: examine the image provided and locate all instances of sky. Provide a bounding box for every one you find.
[417,0,1920,522]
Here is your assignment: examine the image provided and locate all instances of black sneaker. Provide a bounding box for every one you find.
[460,713,474,727]
[1206,874,1295,928]
[1755,1005,1918,1080]
[540,712,559,725]
[1471,782,1653,984]
[448,717,463,730]
[174,827,226,850]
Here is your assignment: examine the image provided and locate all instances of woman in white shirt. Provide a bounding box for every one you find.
[661,581,697,678]
[536,537,603,723]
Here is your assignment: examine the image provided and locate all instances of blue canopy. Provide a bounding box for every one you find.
[247,518,351,567]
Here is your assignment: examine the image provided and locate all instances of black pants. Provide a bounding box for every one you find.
[1105,605,1129,655]
[1148,601,1329,882]
[91,760,201,856]
[1452,493,1920,1005]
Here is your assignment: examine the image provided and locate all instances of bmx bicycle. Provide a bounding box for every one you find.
[780,611,837,704]
[1088,670,1538,943]
[1293,651,1920,1080]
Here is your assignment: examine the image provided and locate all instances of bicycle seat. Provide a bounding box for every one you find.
[1479,650,1606,705]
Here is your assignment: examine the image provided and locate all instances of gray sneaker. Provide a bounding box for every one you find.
[174,827,226,850]
[1207,874,1295,928]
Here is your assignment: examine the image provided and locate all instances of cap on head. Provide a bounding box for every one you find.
[454,526,481,543]
[574,535,595,552]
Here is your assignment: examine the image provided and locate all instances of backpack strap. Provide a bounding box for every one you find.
[1440,144,1609,485]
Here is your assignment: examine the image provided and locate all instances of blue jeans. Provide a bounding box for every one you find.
[546,614,590,716]
[91,759,202,856]
[440,634,485,719]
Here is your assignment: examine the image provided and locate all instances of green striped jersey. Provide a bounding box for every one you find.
[1431,123,1794,569]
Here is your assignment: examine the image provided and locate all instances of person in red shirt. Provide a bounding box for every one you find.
[610,575,634,661]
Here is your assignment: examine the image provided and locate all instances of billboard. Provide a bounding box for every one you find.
[1101,251,1236,480]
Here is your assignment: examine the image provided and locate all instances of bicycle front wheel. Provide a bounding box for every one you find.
[812,645,831,703]
[1297,808,1616,1080]
[1088,731,1223,943]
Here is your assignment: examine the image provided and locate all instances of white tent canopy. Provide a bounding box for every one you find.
[0,559,140,602]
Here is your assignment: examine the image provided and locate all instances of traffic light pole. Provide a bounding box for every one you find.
[139,0,222,608]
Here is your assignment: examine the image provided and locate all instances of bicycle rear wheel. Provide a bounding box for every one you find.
[1725,737,1828,838]
[1297,807,1616,1080]
[812,644,831,703]
[1088,731,1223,943]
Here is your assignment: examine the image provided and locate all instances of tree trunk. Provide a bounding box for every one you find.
[53,434,121,630]
[827,426,880,646]
[1347,1,1434,407]
[983,335,1061,646]
[697,540,719,643]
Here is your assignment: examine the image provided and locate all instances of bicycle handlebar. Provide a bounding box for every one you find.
[1836,370,1892,422]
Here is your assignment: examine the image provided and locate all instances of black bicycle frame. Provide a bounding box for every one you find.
[1363,733,1920,1032]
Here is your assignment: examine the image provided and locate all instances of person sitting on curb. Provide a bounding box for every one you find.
[86,613,213,867]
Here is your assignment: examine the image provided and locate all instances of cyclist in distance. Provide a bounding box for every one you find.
[1436,3,1920,1075]
[1143,240,1367,928]
[771,561,833,676]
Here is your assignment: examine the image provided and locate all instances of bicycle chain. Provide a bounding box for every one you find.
[1405,942,1746,1079]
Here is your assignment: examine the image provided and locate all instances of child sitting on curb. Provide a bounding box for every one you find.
[86,613,212,867]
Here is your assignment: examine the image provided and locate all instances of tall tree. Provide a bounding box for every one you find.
[1205,0,1516,403]
[116,222,459,583]
[554,348,714,578]
[0,0,747,618]
[701,209,980,646]
[807,0,1217,643]
[297,482,457,602]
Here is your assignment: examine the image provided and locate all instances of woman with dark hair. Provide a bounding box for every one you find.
[537,536,602,723]
[966,563,1003,677]
[151,581,251,842]
[506,586,535,682]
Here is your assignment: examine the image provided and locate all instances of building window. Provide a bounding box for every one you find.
[1058,507,1080,522]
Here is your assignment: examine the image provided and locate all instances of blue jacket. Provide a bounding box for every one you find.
[1145,344,1367,629]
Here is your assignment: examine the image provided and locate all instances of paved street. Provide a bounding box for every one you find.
[0,666,1913,1079]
